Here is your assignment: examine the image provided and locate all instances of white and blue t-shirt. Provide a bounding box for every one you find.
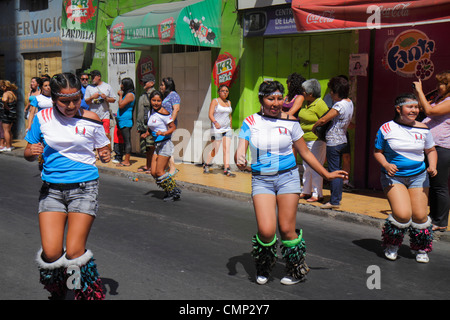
[25,107,110,183]
[147,110,173,143]
[238,113,303,175]
[374,120,435,176]
[30,94,53,111]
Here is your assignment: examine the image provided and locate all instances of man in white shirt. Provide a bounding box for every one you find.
[84,70,117,140]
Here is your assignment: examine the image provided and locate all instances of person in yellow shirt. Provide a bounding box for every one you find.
[298,79,329,203]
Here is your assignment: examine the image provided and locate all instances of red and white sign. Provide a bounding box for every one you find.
[213,52,238,87]
[158,17,175,43]
[110,23,125,48]
[291,0,450,31]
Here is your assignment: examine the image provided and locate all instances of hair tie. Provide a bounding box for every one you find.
[258,91,283,96]
[396,100,418,107]
[52,90,81,98]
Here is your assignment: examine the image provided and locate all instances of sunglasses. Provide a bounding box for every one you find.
[81,77,89,81]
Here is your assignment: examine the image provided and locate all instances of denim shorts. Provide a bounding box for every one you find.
[380,170,429,190]
[211,130,232,141]
[155,139,174,157]
[38,180,99,217]
[251,167,301,196]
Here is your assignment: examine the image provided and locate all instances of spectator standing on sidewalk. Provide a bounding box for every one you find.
[374,93,437,263]
[414,71,450,233]
[84,70,116,141]
[312,76,354,209]
[203,84,234,176]
[298,79,329,203]
[24,72,111,299]
[160,77,180,176]
[136,74,156,173]
[79,73,91,110]
[0,80,18,152]
[116,77,135,167]
[234,80,347,286]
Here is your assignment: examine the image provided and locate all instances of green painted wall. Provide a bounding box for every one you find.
[239,31,358,123]
[86,1,358,131]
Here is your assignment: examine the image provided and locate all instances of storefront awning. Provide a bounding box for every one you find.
[291,0,450,31]
[110,0,221,49]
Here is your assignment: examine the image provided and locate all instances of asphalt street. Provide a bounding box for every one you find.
[1,154,450,303]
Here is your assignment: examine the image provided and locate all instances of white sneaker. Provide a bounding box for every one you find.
[280,276,301,285]
[256,275,268,285]
[415,250,429,263]
[0,147,11,152]
[384,245,399,261]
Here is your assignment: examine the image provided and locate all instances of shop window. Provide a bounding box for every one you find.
[20,0,48,11]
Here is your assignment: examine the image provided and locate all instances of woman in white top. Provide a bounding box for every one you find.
[203,84,234,176]
[235,81,347,286]
[312,76,354,209]
[24,72,111,299]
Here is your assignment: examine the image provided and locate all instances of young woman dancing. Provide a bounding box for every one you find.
[24,73,111,299]
[141,90,181,201]
[374,93,437,263]
[235,81,347,285]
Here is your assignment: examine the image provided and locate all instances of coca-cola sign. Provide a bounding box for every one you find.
[292,0,450,31]
[306,11,335,24]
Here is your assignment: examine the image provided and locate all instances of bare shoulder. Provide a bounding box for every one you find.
[414,121,429,129]
[81,109,101,121]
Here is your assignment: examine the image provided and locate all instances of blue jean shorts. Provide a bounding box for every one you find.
[155,139,174,157]
[251,167,301,196]
[380,170,429,190]
[211,130,232,141]
[38,180,99,217]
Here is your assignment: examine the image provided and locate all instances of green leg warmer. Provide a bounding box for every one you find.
[281,230,309,282]
[251,234,278,279]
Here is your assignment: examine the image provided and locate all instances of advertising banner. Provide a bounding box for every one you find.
[61,0,98,43]
[110,0,221,49]
[291,0,450,31]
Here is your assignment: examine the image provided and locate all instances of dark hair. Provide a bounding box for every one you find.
[121,77,135,96]
[161,77,176,97]
[50,73,81,101]
[328,76,349,99]
[258,80,284,104]
[31,77,43,90]
[393,92,418,121]
[218,84,229,92]
[90,70,101,77]
[149,90,164,101]
[286,73,306,100]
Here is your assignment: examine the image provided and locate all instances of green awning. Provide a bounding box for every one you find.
[110,0,221,49]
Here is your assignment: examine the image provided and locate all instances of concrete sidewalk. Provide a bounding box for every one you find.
[7,139,449,241]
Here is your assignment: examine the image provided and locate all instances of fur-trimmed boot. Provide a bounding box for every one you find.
[36,249,68,300]
[381,215,411,261]
[156,173,181,201]
[251,234,277,285]
[409,217,433,263]
[66,250,105,300]
[280,229,309,285]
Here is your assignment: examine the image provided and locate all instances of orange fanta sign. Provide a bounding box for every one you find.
[384,29,435,80]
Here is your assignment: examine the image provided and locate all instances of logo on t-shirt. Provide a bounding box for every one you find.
[75,126,86,135]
